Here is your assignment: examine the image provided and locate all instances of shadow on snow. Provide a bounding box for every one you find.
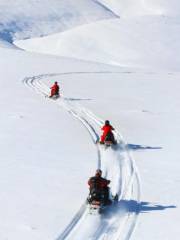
[123,200,176,213]
[98,200,176,220]
[127,144,162,151]
[64,97,92,101]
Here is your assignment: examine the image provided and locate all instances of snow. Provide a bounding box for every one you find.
[98,0,180,17]
[0,0,180,240]
[0,0,116,42]
[0,39,14,48]
[15,16,180,71]
[98,0,160,17]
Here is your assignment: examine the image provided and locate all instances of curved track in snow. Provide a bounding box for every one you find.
[23,72,141,240]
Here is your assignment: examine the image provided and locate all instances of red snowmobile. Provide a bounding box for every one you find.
[100,120,117,147]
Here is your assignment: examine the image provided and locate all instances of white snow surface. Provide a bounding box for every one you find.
[0,1,180,240]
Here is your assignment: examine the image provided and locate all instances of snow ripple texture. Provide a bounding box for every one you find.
[23,72,141,240]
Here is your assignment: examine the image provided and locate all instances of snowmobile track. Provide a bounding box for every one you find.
[23,72,141,240]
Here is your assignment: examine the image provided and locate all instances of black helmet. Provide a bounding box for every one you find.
[105,120,110,125]
[95,169,102,177]
[55,81,58,84]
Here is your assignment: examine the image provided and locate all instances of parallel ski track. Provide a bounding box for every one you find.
[23,72,141,240]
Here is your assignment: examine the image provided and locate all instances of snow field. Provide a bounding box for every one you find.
[0,43,179,239]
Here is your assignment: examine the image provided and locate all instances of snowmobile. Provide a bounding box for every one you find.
[102,132,117,148]
[49,93,60,99]
[87,188,112,214]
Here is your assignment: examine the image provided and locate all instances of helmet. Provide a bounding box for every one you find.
[55,81,58,84]
[95,169,102,177]
[105,120,110,125]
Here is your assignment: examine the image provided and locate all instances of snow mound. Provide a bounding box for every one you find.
[0,0,117,43]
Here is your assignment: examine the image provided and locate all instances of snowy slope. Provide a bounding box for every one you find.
[15,0,180,70]
[16,16,180,71]
[0,0,117,42]
[98,0,180,17]
[98,0,160,17]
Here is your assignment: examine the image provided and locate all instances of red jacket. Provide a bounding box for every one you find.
[51,83,59,92]
[101,125,114,135]
[50,83,59,96]
[101,125,114,142]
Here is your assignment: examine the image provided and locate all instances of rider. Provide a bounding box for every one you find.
[50,81,60,98]
[88,169,111,204]
[100,120,115,144]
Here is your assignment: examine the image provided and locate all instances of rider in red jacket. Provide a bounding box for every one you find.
[100,120,114,143]
[50,81,59,97]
